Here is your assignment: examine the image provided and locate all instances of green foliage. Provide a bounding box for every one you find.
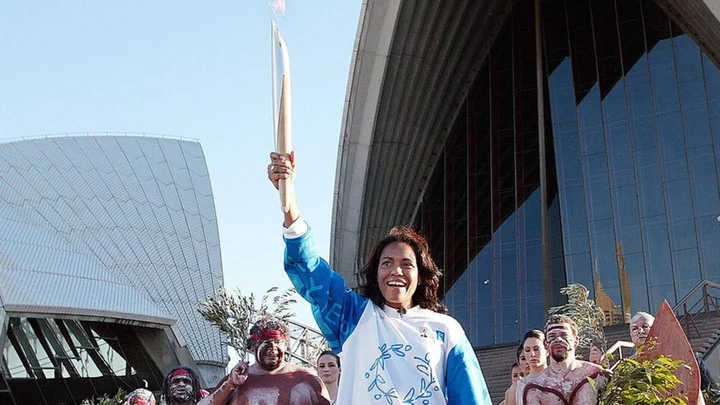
[79,388,126,405]
[598,340,688,405]
[548,283,606,351]
[704,385,720,404]
[198,285,297,360]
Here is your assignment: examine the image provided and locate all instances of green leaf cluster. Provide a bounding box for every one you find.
[599,341,688,405]
[79,388,127,405]
[197,286,297,360]
[548,283,606,351]
[703,385,720,404]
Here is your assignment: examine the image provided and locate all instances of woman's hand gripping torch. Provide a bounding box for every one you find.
[271,21,293,213]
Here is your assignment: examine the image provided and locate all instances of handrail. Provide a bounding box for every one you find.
[670,280,720,358]
[604,340,635,370]
[673,280,720,309]
[606,340,635,354]
[604,281,720,366]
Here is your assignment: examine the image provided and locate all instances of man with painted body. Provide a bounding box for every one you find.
[199,319,330,405]
[520,315,608,405]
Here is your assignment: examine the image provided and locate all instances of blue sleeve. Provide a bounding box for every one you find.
[446,336,492,405]
[283,226,368,353]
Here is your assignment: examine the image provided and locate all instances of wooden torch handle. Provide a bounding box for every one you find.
[277,73,293,212]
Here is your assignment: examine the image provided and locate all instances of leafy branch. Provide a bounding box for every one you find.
[79,388,127,405]
[598,339,688,405]
[198,285,297,360]
[548,283,606,351]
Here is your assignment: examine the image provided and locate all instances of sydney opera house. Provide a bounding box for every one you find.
[0,135,225,404]
[333,0,720,399]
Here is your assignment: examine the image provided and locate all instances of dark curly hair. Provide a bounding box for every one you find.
[360,226,446,313]
[162,366,202,405]
[245,317,290,352]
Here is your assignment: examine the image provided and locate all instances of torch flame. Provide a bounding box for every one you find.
[268,0,286,16]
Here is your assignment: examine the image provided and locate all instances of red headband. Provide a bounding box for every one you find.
[171,369,191,379]
[251,328,287,343]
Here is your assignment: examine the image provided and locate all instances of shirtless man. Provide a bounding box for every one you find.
[199,318,330,405]
[520,315,608,405]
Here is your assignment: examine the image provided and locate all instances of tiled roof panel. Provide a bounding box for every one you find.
[0,135,225,364]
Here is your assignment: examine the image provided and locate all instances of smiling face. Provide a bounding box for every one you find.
[545,323,578,363]
[317,354,340,385]
[256,338,287,371]
[377,242,419,309]
[523,337,547,371]
[630,315,653,348]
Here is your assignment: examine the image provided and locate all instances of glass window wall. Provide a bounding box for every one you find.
[416,0,720,347]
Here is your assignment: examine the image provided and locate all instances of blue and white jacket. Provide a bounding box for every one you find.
[283,221,492,405]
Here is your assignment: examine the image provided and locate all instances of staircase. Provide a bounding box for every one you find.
[675,281,720,359]
[682,312,720,354]
[690,313,720,355]
[475,344,519,404]
[603,281,720,364]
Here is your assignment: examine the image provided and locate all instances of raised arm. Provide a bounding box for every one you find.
[197,362,248,405]
[283,225,367,353]
[268,151,367,353]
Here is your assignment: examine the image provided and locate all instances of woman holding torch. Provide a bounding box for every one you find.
[267,152,491,405]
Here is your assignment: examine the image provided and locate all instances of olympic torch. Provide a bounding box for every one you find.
[271,20,293,213]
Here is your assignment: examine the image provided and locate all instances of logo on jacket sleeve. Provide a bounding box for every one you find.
[436,330,445,342]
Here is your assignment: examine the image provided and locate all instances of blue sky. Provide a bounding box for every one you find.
[0,1,362,349]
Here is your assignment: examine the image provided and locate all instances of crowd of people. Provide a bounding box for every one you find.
[121,322,335,405]
[116,284,715,405]
[118,150,715,405]
[127,317,602,405]
[122,149,492,404]
[499,315,610,405]
[496,308,720,405]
